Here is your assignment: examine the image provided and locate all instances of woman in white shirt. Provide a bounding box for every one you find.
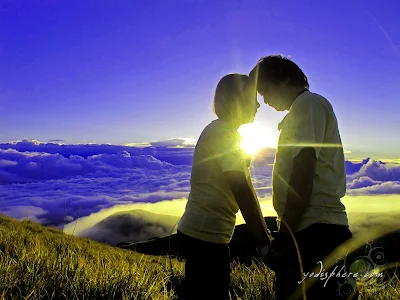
[177,73,272,300]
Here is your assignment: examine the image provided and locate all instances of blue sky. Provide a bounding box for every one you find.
[1,0,399,157]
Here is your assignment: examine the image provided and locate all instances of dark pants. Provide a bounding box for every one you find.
[275,223,359,300]
[177,230,231,300]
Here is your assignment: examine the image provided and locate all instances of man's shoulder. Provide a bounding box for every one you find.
[297,91,330,105]
[307,91,334,110]
[292,91,334,115]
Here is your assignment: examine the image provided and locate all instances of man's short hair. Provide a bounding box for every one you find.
[249,55,309,89]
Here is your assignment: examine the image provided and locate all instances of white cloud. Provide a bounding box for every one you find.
[1,139,400,243]
[347,176,382,189]
[346,158,400,195]
[348,159,400,182]
[1,205,48,223]
[347,181,400,195]
[126,138,196,149]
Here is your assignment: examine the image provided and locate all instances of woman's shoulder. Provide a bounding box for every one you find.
[201,119,237,137]
[197,120,241,148]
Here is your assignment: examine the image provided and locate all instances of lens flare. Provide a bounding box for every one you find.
[238,122,278,155]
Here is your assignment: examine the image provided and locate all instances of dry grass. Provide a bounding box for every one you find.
[0,214,398,299]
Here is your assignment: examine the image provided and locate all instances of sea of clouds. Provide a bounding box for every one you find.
[1,139,400,244]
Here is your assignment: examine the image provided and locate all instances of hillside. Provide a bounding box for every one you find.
[0,213,399,299]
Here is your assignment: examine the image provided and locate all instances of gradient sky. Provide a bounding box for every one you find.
[1,0,399,157]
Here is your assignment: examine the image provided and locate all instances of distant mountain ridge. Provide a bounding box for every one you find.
[77,209,180,245]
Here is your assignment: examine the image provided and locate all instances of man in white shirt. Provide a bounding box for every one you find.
[249,55,359,300]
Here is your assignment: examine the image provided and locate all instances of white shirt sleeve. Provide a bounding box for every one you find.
[281,95,327,159]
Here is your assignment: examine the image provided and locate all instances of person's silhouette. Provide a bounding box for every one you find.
[177,73,272,300]
[250,55,359,300]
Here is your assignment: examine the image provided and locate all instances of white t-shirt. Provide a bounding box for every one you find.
[273,91,349,232]
[177,119,251,244]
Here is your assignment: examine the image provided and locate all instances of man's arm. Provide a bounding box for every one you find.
[279,147,317,234]
[224,171,272,246]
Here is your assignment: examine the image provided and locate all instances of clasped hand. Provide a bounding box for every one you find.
[260,231,294,272]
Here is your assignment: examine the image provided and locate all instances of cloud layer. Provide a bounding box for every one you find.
[1,139,399,243]
[346,159,400,195]
[0,140,192,228]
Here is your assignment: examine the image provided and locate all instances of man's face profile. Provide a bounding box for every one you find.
[257,81,287,111]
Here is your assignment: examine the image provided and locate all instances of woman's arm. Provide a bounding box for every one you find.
[246,174,273,236]
[224,170,272,247]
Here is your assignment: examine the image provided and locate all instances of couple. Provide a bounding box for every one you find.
[177,55,359,300]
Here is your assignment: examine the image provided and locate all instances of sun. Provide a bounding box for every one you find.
[238,122,278,155]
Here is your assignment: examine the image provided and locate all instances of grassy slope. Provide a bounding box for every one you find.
[0,214,398,300]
